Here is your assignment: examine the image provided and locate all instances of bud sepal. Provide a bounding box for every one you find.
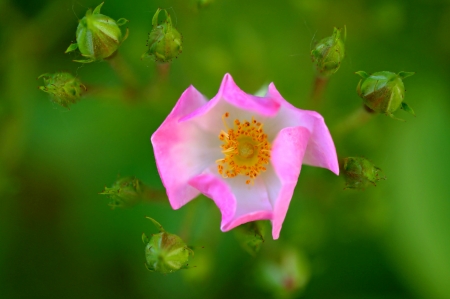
[142,217,194,274]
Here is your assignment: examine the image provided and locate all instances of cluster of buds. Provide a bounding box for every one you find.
[342,157,386,190]
[356,71,415,120]
[141,8,183,63]
[65,2,129,63]
[38,72,86,109]
[142,217,194,274]
[311,27,346,77]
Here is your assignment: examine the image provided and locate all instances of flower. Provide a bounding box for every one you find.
[151,74,339,239]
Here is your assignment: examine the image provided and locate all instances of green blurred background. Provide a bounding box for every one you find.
[1,0,450,298]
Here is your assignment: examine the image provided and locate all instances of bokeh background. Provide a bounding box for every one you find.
[1,0,450,298]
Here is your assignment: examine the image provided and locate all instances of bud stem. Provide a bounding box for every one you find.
[178,198,199,241]
[106,52,140,101]
[141,187,167,203]
[83,84,125,101]
[333,105,375,138]
[156,62,171,83]
[309,75,329,109]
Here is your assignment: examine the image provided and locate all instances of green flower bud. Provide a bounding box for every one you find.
[256,248,310,298]
[142,217,194,274]
[311,27,346,77]
[356,71,415,120]
[65,2,129,63]
[100,176,148,209]
[38,72,86,109]
[234,221,266,257]
[342,157,386,190]
[141,8,183,63]
[197,0,215,8]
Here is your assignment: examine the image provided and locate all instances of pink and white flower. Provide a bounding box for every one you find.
[151,74,339,239]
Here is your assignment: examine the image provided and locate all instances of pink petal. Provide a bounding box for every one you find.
[189,169,273,232]
[264,83,339,175]
[180,74,281,125]
[151,86,211,209]
[217,74,281,117]
[188,173,236,224]
[266,126,311,239]
[302,112,340,175]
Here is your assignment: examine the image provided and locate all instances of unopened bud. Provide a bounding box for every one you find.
[342,157,386,190]
[356,71,415,120]
[311,27,346,77]
[65,2,129,63]
[197,0,214,8]
[38,72,86,109]
[234,221,266,256]
[256,248,310,298]
[141,8,183,63]
[142,217,194,274]
[100,176,148,209]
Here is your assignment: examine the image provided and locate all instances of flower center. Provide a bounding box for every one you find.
[216,112,271,185]
[238,141,254,158]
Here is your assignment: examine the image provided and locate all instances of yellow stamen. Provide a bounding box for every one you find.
[216,113,271,185]
[222,112,230,130]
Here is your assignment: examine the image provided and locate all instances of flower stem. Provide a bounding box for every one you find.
[140,62,171,105]
[141,186,167,203]
[178,199,198,241]
[83,84,126,102]
[156,62,171,83]
[106,52,140,100]
[333,105,375,138]
[310,75,329,109]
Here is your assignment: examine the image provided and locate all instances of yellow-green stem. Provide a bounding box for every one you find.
[333,105,375,138]
[310,75,329,109]
[107,52,140,101]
